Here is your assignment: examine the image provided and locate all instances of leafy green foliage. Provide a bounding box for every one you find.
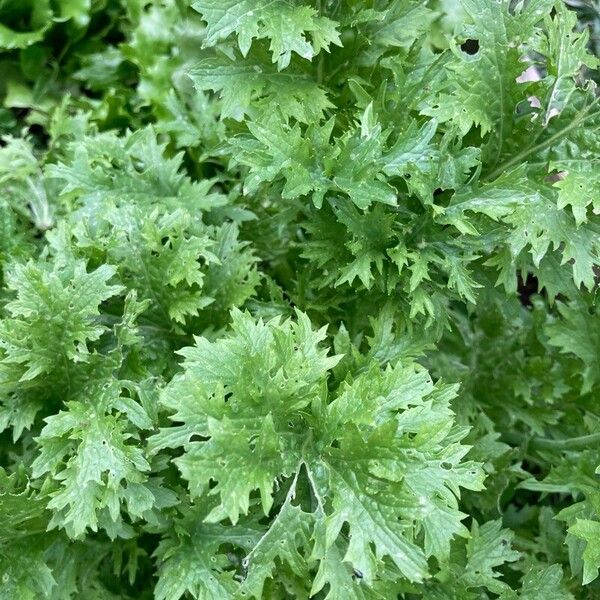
[193,0,341,69]
[154,309,484,588]
[0,0,599,597]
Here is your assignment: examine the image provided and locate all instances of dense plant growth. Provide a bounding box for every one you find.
[1,0,600,597]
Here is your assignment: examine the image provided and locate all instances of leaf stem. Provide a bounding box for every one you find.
[529,432,600,451]
[485,95,600,181]
[505,431,600,452]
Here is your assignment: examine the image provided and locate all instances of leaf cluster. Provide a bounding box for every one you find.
[0,0,599,598]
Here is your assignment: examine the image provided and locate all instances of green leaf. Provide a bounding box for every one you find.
[546,299,600,391]
[192,0,340,69]
[422,0,553,144]
[31,391,155,538]
[0,0,52,50]
[47,126,227,212]
[158,310,484,589]
[551,161,600,226]
[0,257,122,382]
[569,519,600,584]
[154,516,240,600]
[534,3,599,126]
[500,564,574,600]
[189,53,332,122]
[461,520,520,594]
[239,489,313,598]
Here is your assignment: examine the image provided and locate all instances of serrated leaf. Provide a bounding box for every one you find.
[193,0,340,69]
